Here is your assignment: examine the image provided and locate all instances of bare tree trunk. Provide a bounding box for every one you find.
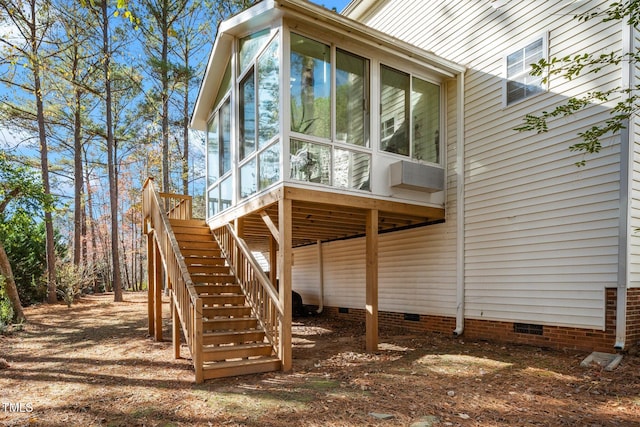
[0,241,25,323]
[26,0,57,304]
[181,51,189,195]
[73,85,83,266]
[84,155,99,293]
[100,0,123,302]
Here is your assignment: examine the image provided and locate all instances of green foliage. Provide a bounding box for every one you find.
[0,277,14,331]
[0,151,52,215]
[0,213,50,305]
[516,1,639,166]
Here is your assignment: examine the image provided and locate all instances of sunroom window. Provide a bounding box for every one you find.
[207,31,281,215]
[380,65,440,164]
[290,33,331,138]
[237,32,281,201]
[289,34,371,191]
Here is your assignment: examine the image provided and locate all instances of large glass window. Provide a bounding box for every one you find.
[336,49,369,147]
[334,148,370,191]
[207,187,219,217]
[290,33,331,139]
[380,65,410,156]
[239,29,270,74]
[259,141,280,190]
[240,70,256,160]
[258,39,280,147]
[220,177,233,211]
[240,158,257,198]
[380,65,440,164]
[220,100,231,174]
[213,61,232,109]
[505,37,545,105]
[290,139,330,184]
[206,115,219,186]
[412,77,440,163]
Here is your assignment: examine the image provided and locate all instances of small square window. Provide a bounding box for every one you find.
[505,35,547,105]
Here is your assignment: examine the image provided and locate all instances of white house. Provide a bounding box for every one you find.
[189,0,640,357]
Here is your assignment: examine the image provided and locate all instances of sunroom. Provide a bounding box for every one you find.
[190,0,465,366]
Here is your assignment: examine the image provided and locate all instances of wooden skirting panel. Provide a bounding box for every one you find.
[323,288,640,353]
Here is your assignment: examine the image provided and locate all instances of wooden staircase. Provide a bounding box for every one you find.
[170,218,282,380]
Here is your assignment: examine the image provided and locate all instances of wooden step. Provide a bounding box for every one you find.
[188,265,232,275]
[178,241,221,250]
[200,295,246,306]
[171,224,211,234]
[191,274,236,284]
[202,357,281,380]
[202,330,266,346]
[201,343,273,362]
[203,306,252,318]
[174,232,214,242]
[169,218,208,227]
[203,317,258,331]
[181,248,223,258]
[194,284,242,295]
[184,257,227,266]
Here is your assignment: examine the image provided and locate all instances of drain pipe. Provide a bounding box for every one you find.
[316,239,324,314]
[615,20,634,350]
[453,70,466,337]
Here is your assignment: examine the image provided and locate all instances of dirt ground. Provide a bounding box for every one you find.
[0,292,639,427]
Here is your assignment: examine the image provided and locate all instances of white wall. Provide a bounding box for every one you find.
[337,0,624,330]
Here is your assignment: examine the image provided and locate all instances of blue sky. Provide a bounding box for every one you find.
[310,0,352,12]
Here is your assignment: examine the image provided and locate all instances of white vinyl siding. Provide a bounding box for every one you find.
[355,0,622,330]
[629,27,640,288]
[292,222,458,316]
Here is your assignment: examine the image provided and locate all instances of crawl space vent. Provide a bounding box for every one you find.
[513,323,543,335]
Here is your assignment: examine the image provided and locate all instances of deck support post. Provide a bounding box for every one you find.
[365,209,379,352]
[278,198,293,371]
[172,298,180,358]
[154,241,163,342]
[147,231,155,337]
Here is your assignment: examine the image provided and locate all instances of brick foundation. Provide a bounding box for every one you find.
[322,288,640,353]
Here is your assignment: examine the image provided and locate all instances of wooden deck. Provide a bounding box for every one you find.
[207,185,445,250]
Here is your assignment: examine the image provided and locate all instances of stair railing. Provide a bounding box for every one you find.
[142,178,204,382]
[213,224,284,361]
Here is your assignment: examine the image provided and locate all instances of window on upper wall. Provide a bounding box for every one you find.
[380,65,440,164]
[505,35,547,105]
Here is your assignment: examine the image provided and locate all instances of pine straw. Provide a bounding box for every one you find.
[0,292,639,426]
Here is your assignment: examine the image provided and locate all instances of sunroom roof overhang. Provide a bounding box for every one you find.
[190,0,465,131]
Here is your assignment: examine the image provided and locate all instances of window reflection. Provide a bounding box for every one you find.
[258,39,280,147]
[290,139,330,184]
[240,158,257,199]
[336,49,368,146]
[334,148,370,191]
[412,77,440,163]
[240,71,256,160]
[259,141,280,190]
[380,65,410,156]
[290,33,330,139]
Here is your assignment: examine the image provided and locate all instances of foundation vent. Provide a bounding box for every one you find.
[513,323,543,335]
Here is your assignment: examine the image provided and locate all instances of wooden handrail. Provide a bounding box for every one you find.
[212,224,284,359]
[142,178,203,381]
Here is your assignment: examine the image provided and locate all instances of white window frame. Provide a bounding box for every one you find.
[503,33,548,107]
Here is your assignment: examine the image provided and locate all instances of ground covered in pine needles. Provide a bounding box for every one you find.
[0,292,639,427]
